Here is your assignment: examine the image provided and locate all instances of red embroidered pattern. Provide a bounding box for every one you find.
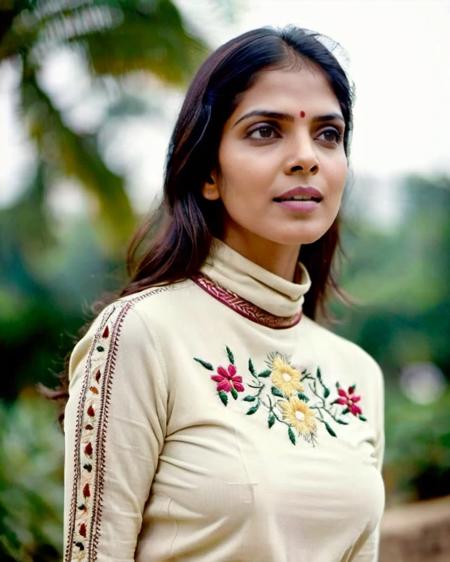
[65,287,170,561]
[191,273,302,329]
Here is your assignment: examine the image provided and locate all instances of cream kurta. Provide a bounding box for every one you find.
[64,240,385,562]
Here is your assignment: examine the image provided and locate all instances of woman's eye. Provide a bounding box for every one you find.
[318,128,343,144]
[247,125,279,140]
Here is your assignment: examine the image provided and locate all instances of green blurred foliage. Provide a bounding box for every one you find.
[332,173,450,505]
[384,385,450,505]
[0,0,209,253]
[0,392,64,561]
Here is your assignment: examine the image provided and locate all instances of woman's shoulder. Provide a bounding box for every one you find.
[68,279,195,381]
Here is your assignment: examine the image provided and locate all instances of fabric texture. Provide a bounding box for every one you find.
[64,239,385,562]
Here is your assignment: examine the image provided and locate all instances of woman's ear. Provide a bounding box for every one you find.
[201,175,221,200]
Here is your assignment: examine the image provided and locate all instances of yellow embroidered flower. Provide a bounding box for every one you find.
[278,396,317,436]
[271,356,304,396]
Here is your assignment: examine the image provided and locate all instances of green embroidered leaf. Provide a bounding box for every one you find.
[324,422,337,437]
[359,415,367,422]
[218,391,228,406]
[246,405,259,415]
[231,388,238,400]
[226,346,235,364]
[243,395,256,402]
[316,367,330,397]
[298,393,309,402]
[248,359,256,376]
[336,381,341,388]
[288,426,296,445]
[336,418,349,425]
[342,407,350,415]
[258,370,271,378]
[193,357,214,371]
[268,414,275,428]
[271,386,284,398]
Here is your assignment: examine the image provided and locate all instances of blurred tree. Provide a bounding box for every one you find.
[335,174,450,377]
[0,0,210,397]
[332,174,450,503]
[0,0,209,252]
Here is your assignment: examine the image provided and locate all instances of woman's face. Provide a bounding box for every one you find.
[202,64,348,272]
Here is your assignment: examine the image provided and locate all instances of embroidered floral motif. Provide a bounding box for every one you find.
[212,364,245,396]
[332,382,367,420]
[270,356,304,396]
[278,396,317,442]
[195,346,245,405]
[194,348,367,447]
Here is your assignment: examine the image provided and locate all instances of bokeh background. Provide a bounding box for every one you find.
[1,1,449,560]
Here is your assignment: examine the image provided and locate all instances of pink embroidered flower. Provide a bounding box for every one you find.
[211,364,245,393]
[334,384,363,416]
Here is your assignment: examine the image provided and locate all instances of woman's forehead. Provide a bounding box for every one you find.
[228,67,341,123]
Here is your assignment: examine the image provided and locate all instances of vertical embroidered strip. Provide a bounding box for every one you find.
[65,287,170,562]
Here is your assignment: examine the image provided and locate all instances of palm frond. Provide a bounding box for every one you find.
[19,73,135,251]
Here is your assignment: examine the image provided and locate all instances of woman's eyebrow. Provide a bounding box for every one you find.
[232,110,293,127]
[232,110,344,128]
[313,113,345,124]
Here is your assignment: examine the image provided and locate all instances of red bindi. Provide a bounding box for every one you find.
[299,110,306,118]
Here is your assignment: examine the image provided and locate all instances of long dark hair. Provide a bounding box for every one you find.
[121,26,354,319]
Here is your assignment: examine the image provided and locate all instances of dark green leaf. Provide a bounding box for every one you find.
[231,388,238,400]
[323,386,330,398]
[193,357,214,371]
[258,369,271,378]
[324,422,337,437]
[226,346,234,364]
[243,395,256,402]
[271,386,284,398]
[268,414,276,428]
[288,426,296,445]
[342,408,350,415]
[298,393,309,402]
[336,419,349,425]
[359,415,367,422]
[246,405,259,415]
[218,392,228,406]
[248,358,256,376]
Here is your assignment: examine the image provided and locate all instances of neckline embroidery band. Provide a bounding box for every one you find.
[191,273,302,329]
[194,346,367,447]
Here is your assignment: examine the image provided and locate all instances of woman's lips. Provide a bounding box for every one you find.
[274,200,320,212]
[273,186,323,212]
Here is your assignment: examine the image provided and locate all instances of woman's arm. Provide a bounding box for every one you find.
[63,301,168,561]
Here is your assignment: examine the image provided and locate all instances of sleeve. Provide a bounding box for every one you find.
[63,301,168,562]
[350,362,385,562]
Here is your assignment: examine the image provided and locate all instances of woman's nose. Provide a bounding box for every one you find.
[284,135,319,176]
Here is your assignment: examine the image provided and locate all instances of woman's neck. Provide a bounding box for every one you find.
[221,233,301,282]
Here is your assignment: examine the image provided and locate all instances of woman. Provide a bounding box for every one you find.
[63,26,385,562]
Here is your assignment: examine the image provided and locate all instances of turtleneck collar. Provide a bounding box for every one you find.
[193,238,311,328]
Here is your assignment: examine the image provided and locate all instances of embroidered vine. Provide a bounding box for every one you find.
[194,347,367,447]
